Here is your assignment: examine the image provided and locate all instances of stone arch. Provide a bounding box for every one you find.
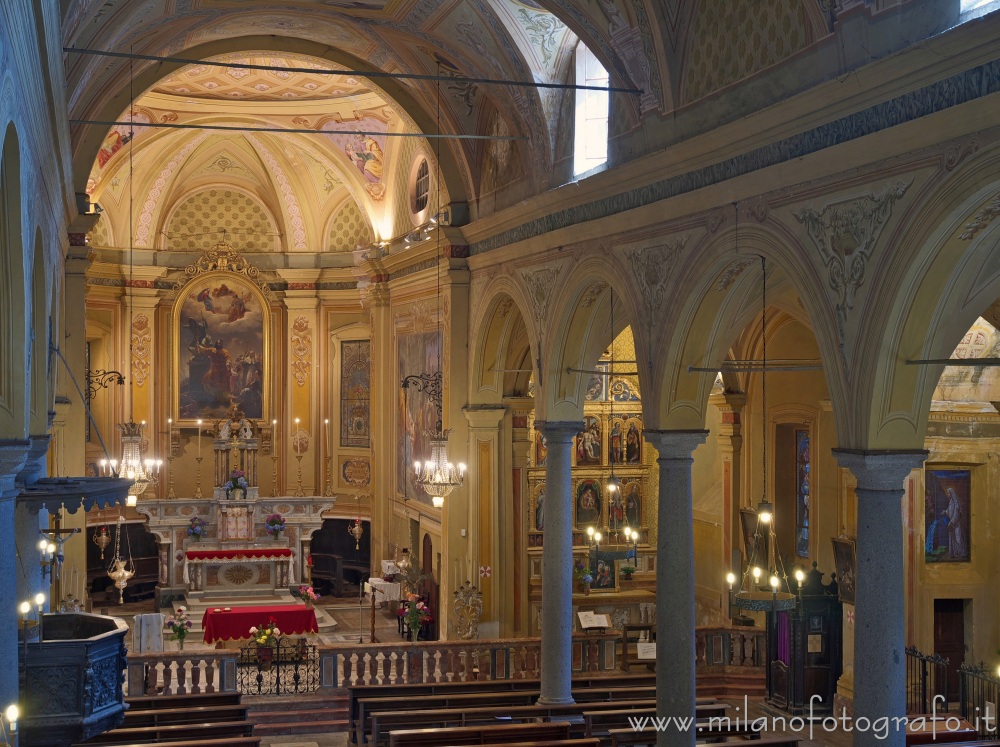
[538,255,643,422]
[0,122,27,439]
[652,222,846,436]
[70,37,472,209]
[468,277,537,407]
[862,145,1000,449]
[29,227,50,435]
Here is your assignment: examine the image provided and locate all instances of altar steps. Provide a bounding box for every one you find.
[245,692,350,736]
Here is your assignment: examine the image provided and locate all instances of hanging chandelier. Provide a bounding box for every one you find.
[727,246,795,612]
[402,65,466,510]
[116,420,161,503]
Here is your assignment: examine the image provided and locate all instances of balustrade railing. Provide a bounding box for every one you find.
[696,626,766,669]
[126,650,239,696]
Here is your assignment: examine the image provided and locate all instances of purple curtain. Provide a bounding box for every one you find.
[777,612,791,665]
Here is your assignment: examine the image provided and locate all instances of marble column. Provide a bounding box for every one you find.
[833,449,927,747]
[537,420,582,706]
[0,440,31,711]
[645,430,708,747]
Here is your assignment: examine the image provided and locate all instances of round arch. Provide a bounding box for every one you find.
[468,277,537,407]
[0,121,27,439]
[29,227,50,435]
[863,144,1000,449]
[651,222,846,437]
[70,36,473,208]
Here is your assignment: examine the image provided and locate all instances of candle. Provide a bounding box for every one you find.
[272,419,278,455]
[196,419,203,458]
[324,418,330,454]
[293,418,300,454]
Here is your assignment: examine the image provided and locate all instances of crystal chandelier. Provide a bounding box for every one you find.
[414,430,466,508]
[112,420,161,503]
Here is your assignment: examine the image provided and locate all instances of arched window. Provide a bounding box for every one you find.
[573,43,609,177]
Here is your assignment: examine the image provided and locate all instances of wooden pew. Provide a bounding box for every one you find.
[584,703,731,739]
[388,721,572,747]
[125,692,243,711]
[359,686,671,744]
[371,699,726,746]
[349,673,656,742]
[609,724,766,746]
[76,739,260,747]
[122,705,248,728]
[73,720,254,745]
[438,742,600,747]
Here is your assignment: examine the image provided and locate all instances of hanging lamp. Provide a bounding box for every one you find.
[728,235,795,611]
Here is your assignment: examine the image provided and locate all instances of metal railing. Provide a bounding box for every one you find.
[905,646,949,713]
[237,638,320,695]
[959,662,1000,737]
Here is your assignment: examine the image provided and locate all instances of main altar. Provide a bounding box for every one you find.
[136,409,335,630]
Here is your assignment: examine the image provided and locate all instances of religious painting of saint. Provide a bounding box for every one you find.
[533,483,545,532]
[831,537,856,605]
[584,363,607,401]
[621,479,641,528]
[397,331,442,505]
[924,469,971,563]
[535,430,547,467]
[575,479,602,528]
[576,416,602,466]
[590,557,618,592]
[175,273,267,422]
[623,416,642,463]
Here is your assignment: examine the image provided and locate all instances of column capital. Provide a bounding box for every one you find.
[463,405,506,430]
[536,420,584,443]
[832,449,928,492]
[645,429,709,460]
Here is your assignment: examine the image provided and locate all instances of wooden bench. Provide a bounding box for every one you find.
[348,673,655,741]
[585,703,731,738]
[75,739,260,747]
[609,724,768,746]
[125,692,243,711]
[359,686,669,744]
[389,721,572,747]
[437,742,600,747]
[74,720,254,745]
[122,705,248,727]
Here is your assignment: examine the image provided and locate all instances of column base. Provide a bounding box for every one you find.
[536,695,575,706]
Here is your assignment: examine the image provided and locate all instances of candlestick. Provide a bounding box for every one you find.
[323,418,333,496]
[293,418,300,454]
[166,419,176,499]
[294,454,305,497]
[194,456,203,499]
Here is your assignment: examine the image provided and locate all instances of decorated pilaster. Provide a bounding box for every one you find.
[711,390,746,613]
[833,450,926,747]
[363,261,391,579]
[645,429,708,747]
[537,420,583,705]
[279,271,321,497]
[462,405,505,637]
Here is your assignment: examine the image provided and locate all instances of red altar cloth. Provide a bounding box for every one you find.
[202,604,318,643]
[185,548,292,561]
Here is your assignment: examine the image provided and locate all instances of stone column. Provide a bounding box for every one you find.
[537,420,582,706]
[833,449,927,747]
[0,440,31,711]
[645,430,708,747]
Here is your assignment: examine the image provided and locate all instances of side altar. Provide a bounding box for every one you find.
[136,410,334,606]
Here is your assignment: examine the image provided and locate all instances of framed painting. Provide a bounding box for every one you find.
[535,430,547,467]
[621,479,641,528]
[831,537,856,605]
[174,272,268,422]
[925,469,971,563]
[576,415,602,466]
[397,330,442,505]
[610,413,642,464]
[590,556,619,592]
[575,478,602,528]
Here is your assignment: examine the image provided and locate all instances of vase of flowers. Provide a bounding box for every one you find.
[225,469,248,500]
[294,584,320,609]
[187,517,207,542]
[265,513,286,539]
[401,593,433,641]
[166,607,193,651]
[573,558,594,595]
[620,564,636,582]
[250,618,281,669]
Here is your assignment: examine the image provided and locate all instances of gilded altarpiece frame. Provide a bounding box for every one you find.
[171,249,272,424]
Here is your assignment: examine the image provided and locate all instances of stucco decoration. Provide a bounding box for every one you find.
[131,313,151,387]
[329,199,374,251]
[165,188,277,252]
[715,256,757,292]
[88,213,113,247]
[243,134,308,249]
[291,316,312,387]
[793,180,911,344]
[519,266,560,324]
[958,193,1000,241]
[626,236,687,323]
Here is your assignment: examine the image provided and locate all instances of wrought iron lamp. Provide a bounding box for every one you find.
[347,494,364,550]
[728,255,796,613]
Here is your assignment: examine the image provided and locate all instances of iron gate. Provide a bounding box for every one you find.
[237,638,319,695]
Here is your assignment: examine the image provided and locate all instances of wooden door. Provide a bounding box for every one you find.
[934,598,965,701]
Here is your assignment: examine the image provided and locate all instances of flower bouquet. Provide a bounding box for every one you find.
[249,618,281,667]
[294,584,320,607]
[400,593,433,641]
[573,559,594,594]
[225,468,248,498]
[187,517,207,540]
[265,513,286,537]
[166,606,194,650]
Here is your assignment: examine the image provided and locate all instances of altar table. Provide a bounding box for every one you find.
[183,547,295,591]
[202,604,318,643]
